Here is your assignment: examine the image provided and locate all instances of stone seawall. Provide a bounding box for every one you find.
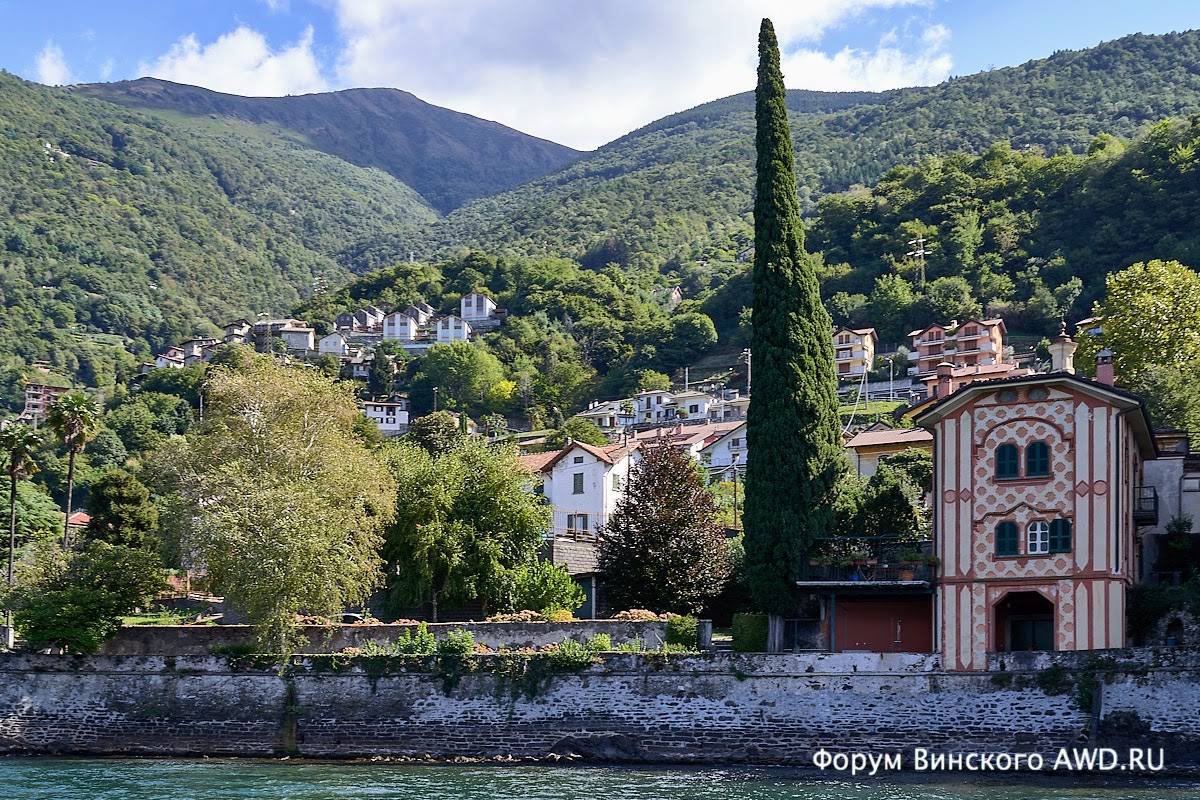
[1,648,1197,766]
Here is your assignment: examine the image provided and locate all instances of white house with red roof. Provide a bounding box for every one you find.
[519,441,641,539]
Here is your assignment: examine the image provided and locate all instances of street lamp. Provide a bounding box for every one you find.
[432,386,439,412]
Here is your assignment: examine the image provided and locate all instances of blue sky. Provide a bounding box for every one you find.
[2,1,1197,150]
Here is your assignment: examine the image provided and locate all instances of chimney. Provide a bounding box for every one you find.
[936,361,954,399]
[1095,347,1115,386]
[1048,321,1077,374]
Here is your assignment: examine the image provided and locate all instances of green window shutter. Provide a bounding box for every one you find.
[1027,441,1050,477]
[996,521,1018,556]
[996,444,1019,479]
[572,472,584,494]
[1050,519,1072,553]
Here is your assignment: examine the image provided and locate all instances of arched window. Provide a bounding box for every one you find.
[1028,521,1050,555]
[1026,441,1050,477]
[996,444,1019,479]
[996,521,1018,556]
[1049,519,1072,553]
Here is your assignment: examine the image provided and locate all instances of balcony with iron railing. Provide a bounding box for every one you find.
[1134,486,1159,526]
[796,535,937,591]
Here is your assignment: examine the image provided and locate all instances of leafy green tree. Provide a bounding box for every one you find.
[411,341,505,415]
[174,354,396,653]
[1,420,40,644]
[405,411,466,456]
[543,417,608,449]
[743,19,845,615]
[1077,260,1200,384]
[7,540,167,653]
[922,276,981,322]
[868,274,916,343]
[12,482,62,546]
[366,348,397,399]
[85,469,159,550]
[598,444,730,615]
[883,447,934,496]
[1130,360,1200,442]
[501,560,586,616]
[858,464,922,541]
[383,439,550,621]
[46,391,101,550]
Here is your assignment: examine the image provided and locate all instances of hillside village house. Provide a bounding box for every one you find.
[435,315,472,344]
[383,311,421,342]
[844,423,934,478]
[909,318,1007,378]
[913,337,1159,671]
[20,365,70,422]
[363,397,410,437]
[833,326,878,381]
[519,441,641,540]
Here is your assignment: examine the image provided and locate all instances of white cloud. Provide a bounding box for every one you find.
[328,0,949,150]
[782,29,952,92]
[140,26,327,97]
[35,40,73,86]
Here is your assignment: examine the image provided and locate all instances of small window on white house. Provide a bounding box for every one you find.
[1183,478,1200,492]
[612,473,621,490]
[573,473,584,494]
[573,455,584,464]
[567,514,589,536]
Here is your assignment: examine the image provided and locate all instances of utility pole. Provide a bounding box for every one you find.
[741,348,752,394]
[906,237,929,289]
[432,386,439,412]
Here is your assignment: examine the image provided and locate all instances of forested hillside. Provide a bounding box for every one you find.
[419,31,1200,272]
[0,71,435,395]
[72,78,584,214]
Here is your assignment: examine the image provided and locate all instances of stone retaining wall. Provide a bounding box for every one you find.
[1,648,1197,766]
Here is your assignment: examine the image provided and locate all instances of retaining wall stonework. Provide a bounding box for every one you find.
[1,648,1198,766]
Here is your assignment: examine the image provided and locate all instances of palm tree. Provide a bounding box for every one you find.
[0,419,40,648]
[46,391,100,550]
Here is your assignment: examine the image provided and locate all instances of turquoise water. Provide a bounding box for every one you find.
[0,759,1195,800]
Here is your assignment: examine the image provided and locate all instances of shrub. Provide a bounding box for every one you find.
[437,629,477,656]
[485,610,546,623]
[548,638,594,671]
[393,622,436,655]
[611,609,662,621]
[612,637,645,653]
[666,615,699,650]
[586,633,612,652]
[731,613,769,652]
[544,608,575,622]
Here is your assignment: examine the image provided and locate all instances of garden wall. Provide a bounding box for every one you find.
[98,620,667,656]
[2,647,1198,767]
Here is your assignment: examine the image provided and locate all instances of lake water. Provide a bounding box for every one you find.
[1,759,1195,800]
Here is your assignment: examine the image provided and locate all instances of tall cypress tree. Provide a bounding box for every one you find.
[743,18,844,615]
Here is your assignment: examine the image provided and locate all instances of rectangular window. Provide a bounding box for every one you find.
[996,444,1019,479]
[572,472,584,494]
[1183,478,1200,492]
[1028,521,1050,555]
[567,514,588,536]
[996,521,1018,556]
[1026,441,1050,477]
[573,455,584,464]
[612,473,621,490]
[1049,519,1072,553]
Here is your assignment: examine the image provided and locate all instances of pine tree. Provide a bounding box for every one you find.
[742,18,845,615]
[598,444,730,616]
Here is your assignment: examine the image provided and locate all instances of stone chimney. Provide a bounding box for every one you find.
[935,361,955,399]
[1095,347,1115,386]
[1048,321,1077,374]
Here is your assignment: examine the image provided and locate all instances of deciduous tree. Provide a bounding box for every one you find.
[174,354,395,653]
[383,440,550,621]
